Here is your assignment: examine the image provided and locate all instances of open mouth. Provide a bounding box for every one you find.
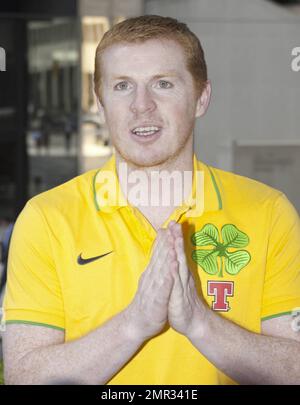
[131,126,161,137]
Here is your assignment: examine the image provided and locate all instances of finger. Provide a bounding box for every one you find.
[149,229,173,274]
[149,228,168,264]
[169,262,184,310]
[140,230,166,285]
[174,231,190,288]
[169,221,190,288]
[168,220,177,230]
[149,228,163,257]
[168,221,182,238]
[159,259,177,305]
[154,237,176,279]
[167,222,189,286]
[167,221,178,241]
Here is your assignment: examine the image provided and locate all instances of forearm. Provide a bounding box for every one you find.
[188,309,300,385]
[6,308,145,385]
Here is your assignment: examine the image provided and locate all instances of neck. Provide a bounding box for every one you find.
[115,141,195,210]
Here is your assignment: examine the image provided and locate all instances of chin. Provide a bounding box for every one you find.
[119,148,170,168]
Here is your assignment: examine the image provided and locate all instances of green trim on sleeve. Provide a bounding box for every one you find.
[261,311,292,322]
[5,320,65,331]
[207,166,223,210]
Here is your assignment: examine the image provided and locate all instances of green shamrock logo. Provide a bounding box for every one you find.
[191,224,251,277]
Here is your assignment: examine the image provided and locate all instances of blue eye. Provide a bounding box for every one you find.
[115,81,129,90]
[158,80,172,89]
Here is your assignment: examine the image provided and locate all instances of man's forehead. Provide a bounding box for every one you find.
[101,39,188,79]
[102,37,184,56]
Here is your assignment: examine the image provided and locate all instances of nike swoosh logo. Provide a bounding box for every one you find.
[77,251,113,265]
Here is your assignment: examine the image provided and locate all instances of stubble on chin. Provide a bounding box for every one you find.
[116,146,168,169]
[113,127,194,170]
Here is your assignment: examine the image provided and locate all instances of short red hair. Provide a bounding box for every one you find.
[94,15,208,103]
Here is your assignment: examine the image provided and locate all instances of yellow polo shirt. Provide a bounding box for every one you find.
[3,154,300,384]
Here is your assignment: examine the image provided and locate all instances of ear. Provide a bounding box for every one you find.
[195,80,212,118]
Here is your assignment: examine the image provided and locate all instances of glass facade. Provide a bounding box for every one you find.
[79,16,113,174]
[27,18,79,197]
[0,19,27,221]
[0,3,131,225]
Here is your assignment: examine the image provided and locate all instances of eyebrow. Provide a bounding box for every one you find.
[111,72,182,81]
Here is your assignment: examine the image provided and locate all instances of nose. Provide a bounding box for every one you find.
[130,85,156,115]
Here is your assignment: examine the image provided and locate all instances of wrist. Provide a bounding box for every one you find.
[121,305,149,345]
[186,303,212,343]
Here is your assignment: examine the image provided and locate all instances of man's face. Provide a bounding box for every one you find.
[98,38,209,167]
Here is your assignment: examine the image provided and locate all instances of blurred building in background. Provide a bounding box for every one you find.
[0,0,143,224]
[146,0,300,212]
[0,0,299,227]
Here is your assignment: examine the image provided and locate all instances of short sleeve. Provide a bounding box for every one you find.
[3,200,65,331]
[261,193,300,320]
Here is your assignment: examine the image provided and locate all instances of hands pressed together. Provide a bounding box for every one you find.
[125,220,209,342]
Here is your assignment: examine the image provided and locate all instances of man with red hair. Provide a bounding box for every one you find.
[3,15,300,385]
